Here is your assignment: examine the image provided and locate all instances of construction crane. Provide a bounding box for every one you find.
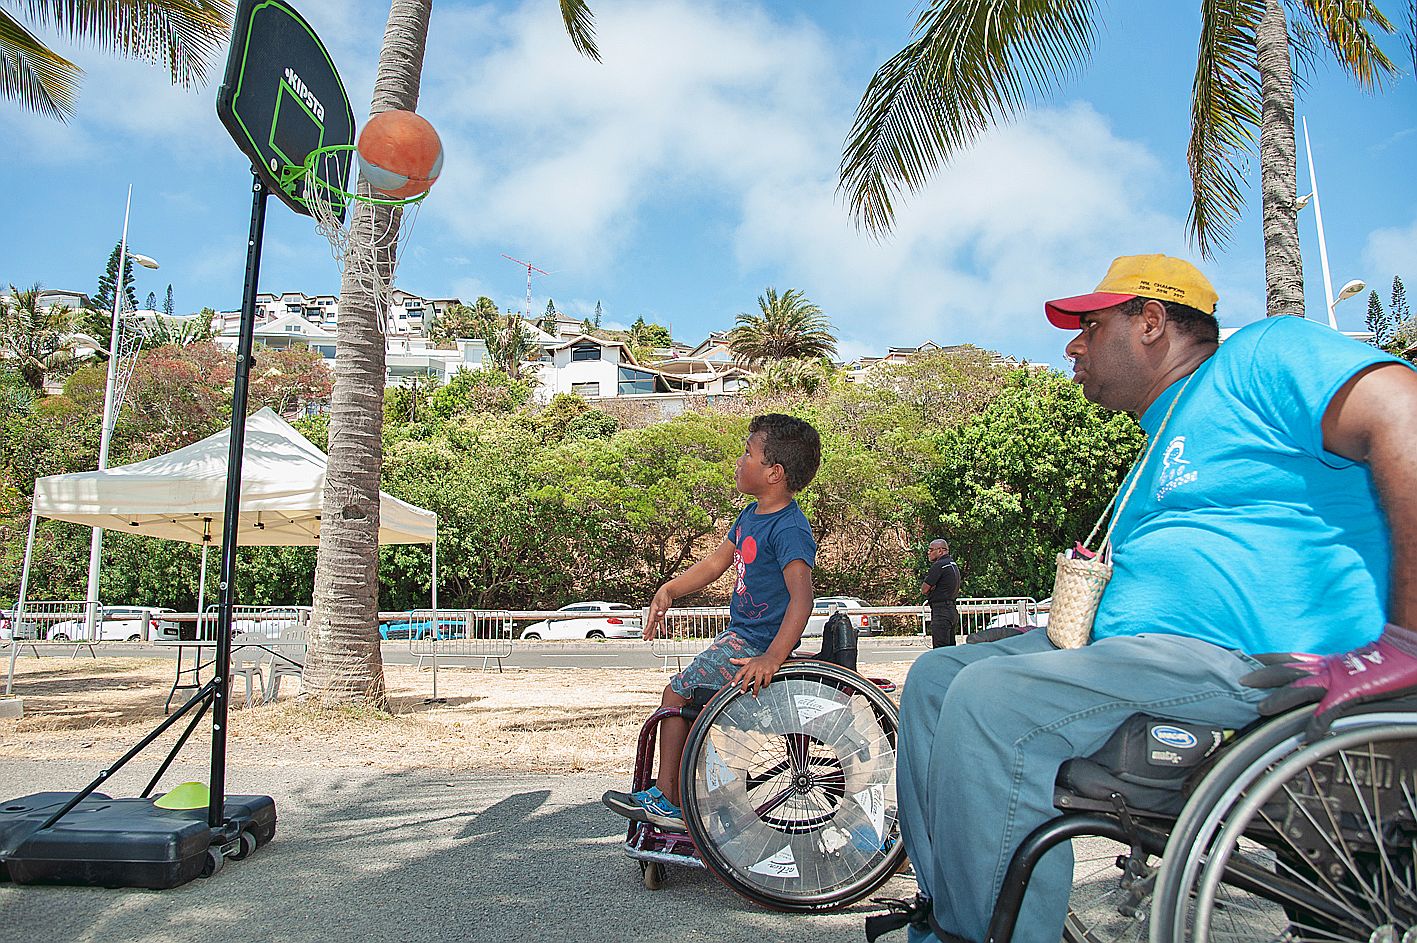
[502,254,551,320]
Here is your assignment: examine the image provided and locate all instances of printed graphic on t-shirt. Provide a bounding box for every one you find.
[1156,435,1199,500]
[733,527,770,619]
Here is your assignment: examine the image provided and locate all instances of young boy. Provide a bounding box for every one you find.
[602,413,821,829]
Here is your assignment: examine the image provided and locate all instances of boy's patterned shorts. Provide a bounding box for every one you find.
[669,630,765,698]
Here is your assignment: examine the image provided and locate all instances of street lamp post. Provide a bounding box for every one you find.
[1300,117,1364,331]
[85,186,159,636]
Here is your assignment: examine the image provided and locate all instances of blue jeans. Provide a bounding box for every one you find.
[897,630,1269,943]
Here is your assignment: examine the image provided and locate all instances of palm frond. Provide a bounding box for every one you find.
[0,9,79,119]
[1296,0,1396,89]
[1188,0,1263,258]
[20,0,233,88]
[559,0,600,63]
[838,0,1101,237]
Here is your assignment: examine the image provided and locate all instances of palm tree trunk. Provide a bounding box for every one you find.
[1256,0,1304,317]
[303,0,432,707]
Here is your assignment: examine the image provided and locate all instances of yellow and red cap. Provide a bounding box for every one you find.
[1045,254,1218,329]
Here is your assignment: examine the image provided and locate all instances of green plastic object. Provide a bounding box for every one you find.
[153,781,210,810]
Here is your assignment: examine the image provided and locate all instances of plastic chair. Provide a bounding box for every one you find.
[229,632,266,708]
[263,625,306,703]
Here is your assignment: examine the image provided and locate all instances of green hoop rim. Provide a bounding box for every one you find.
[282,144,430,209]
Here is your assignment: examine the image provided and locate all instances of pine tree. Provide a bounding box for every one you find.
[539,298,559,334]
[163,285,175,318]
[1366,291,1392,348]
[144,291,158,311]
[1390,276,1416,355]
[93,243,138,316]
[593,300,603,328]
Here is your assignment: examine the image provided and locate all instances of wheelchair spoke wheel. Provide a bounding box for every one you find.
[1154,711,1417,943]
[680,661,906,911]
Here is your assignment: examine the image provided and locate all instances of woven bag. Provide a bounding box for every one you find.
[1046,373,1194,649]
[1047,546,1114,649]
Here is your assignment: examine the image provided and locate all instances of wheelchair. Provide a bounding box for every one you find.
[619,642,907,911]
[973,697,1417,943]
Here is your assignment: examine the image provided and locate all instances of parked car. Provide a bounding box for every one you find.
[380,616,468,641]
[519,602,642,640]
[231,606,311,639]
[804,597,881,638]
[985,598,1052,631]
[1,609,40,641]
[46,606,177,642]
[149,606,312,642]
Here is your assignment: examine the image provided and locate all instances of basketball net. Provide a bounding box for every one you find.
[291,146,426,332]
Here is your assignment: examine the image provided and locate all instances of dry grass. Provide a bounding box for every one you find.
[0,655,913,775]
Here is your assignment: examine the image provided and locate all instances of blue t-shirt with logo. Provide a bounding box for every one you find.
[1093,316,1408,655]
[727,500,817,650]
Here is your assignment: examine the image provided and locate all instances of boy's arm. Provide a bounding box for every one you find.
[729,559,813,695]
[643,538,737,640]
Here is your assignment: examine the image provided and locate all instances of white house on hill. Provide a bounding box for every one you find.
[529,334,750,410]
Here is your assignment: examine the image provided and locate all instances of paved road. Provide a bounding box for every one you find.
[61,636,932,671]
[0,759,915,943]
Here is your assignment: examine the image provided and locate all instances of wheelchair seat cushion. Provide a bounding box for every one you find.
[1055,713,1232,816]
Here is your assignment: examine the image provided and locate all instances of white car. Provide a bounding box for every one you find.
[985,598,1052,631]
[804,596,881,638]
[519,602,642,640]
[46,606,177,642]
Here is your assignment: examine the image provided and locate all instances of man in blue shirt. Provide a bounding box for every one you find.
[889,254,1417,943]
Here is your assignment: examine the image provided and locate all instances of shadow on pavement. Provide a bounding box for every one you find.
[0,761,909,943]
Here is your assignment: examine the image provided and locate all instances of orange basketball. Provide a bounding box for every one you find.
[356,109,443,199]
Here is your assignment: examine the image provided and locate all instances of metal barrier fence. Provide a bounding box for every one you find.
[405,610,515,699]
[644,597,1044,663]
[954,597,1040,639]
[7,600,98,644]
[649,607,732,667]
[185,605,312,641]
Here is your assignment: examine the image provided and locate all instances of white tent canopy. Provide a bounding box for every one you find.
[8,408,439,694]
[30,407,436,546]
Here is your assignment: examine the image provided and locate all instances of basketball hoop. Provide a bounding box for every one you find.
[284,144,425,329]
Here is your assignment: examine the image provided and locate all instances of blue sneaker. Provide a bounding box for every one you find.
[601,786,683,830]
[637,791,683,830]
[601,786,659,820]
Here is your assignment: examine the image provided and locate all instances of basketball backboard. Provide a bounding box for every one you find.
[216,0,356,220]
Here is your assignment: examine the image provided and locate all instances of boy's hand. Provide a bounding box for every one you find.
[644,584,675,641]
[729,654,783,696]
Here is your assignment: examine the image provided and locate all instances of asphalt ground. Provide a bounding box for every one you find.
[0,757,917,943]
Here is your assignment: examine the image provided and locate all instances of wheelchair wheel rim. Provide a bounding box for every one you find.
[680,662,905,911]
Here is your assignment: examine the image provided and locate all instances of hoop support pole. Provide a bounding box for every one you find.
[209,170,269,830]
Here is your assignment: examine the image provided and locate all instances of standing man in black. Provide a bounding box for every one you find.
[921,539,961,648]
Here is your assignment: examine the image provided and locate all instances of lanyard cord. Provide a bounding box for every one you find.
[1082,370,1197,555]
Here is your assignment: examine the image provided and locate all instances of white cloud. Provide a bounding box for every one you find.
[401,0,1204,366]
[421,0,843,270]
[1363,216,1417,285]
[734,104,1187,365]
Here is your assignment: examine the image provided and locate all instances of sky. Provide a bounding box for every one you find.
[4,0,1415,370]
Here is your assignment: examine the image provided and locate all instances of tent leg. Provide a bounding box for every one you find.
[6,507,39,696]
[197,542,209,638]
[431,537,438,613]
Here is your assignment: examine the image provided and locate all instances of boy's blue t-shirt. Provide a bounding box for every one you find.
[727,499,817,650]
[1094,315,1408,655]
